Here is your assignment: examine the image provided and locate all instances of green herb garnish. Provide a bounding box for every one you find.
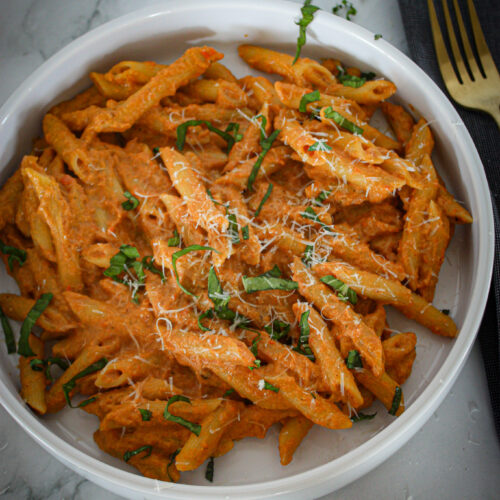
[264,320,290,340]
[308,140,332,152]
[163,395,201,435]
[345,349,363,369]
[0,306,15,354]
[18,293,53,357]
[152,147,160,155]
[242,272,298,294]
[121,191,139,211]
[30,356,69,380]
[124,445,153,462]
[301,206,334,233]
[293,0,320,64]
[223,388,235,397]
[247,116,280,192]
[332,0,357,20]
[337,69,366,88]
[389,386,402,415]
[254,183,273,217]
[351,412,377,423]
[205,456,215,482]
[172,245,217,297]
[139,408,152,421]
[302,244,314,267]
[299,89,321,112]
[313,190,331,206]
[176,120,242,153]
[320,275,357,304]
[241,225,250,240]
[323,107,363,135]
[441,309,450,315]
[198,309,214,332]
[0,240,27,271]
[293,310,315,361]
[227,213,240,244]
[168,229,180,247]
[62,358,108,408]
[374,34,383,40]
[263,381,280,393]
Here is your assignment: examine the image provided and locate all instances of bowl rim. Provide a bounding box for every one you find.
[0,0,494,498]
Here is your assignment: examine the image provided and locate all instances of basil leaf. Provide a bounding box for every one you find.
[198,309,214,332]
[31,357,69,381]
[29,359,45,372]
[62,358,108,408]
[351,412,377,423]
[441,309,450,315]
[313,190,331,206]
[0,240,27,272]
[223,388,235,398]
[302,244,314,267]
[293,310,315,361]
[167,449,180,482]
[323,107,364,135]
[301,206,334,233]
[250,332,261,358]
[389,386,402,415]
[121,191,139,210]
[176,120,242,153]
[241,225,250,240]
[207,188,228,208]
[227,213,240,244]
[142,256,166,282]
[18,293,53,357]
[261,265,282,279]
[345,349,363,369]
[152,147,160,155]
[139,408,152,421]
[361,71,376,80]
[332,1,357,20]
[299,90,321,112]
[224,122,243,142]
[249,359,262,370]
[264,320,290,340]
[205,456,215,482]
[263,381,280,393]
[123,445,153,462]
[208,267,230,311]
[374,34,383,40]
[247,116,280,191]
[168,229,180,247]
[338,73,366,88]
[242,275,298,294]
[320,275,357,305]
[172,245,217,297]
[293,0,320,65]
[0,306,15,354]
[163,395,201,435]
[254,183,273,217]
[78,397,97,408]
[308,140,332,152]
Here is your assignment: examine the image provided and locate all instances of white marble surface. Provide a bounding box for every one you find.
[0,0,499,499]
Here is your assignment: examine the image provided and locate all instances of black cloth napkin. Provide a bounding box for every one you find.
[398,0,500,440]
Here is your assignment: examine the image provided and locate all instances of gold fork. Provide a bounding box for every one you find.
[428,0,500,127]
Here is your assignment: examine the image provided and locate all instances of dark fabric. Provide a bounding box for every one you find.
[398,0,500,439]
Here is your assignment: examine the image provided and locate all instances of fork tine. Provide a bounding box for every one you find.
[427,0,460,88]
[467,0,500,78]
[452,0,482,79]
[441,0,470,82]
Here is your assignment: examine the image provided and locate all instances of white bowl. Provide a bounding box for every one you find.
[0,1,494,498]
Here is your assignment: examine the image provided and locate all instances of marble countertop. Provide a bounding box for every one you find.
[1,1,499,499]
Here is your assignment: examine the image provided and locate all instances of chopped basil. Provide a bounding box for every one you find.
[264,320,290,340]
[263,381,280,392]
[223,388,235,397]
[241,225,250,240]
[338,73,366,88]
[320,275,357,304]
[18,293,53,357]
[142,256,166,282]
[139,408,152,421]
[441,309,450,315]
[30,356,69,381]
[250,332,261,358]
[374,33,383,40]
[261,265,282,278]
[0,240,27,272]
[302,244,314,267]
[0,306,15,354]
[168,229,180,247]
[247,116,280,192]
[293,0,320,65]
[249,359,262,370]
[78,397,97,408]
[254,183,273,217]
[29,358,45,372]
[361,71,376,80]
[172,245,217,297]
[176,120,242,154]
[313,190,331,206]
[123,445,153,462]
[301,206,334,233]
[121,191,139,210]
[205,456,215,482]
[207,188,228,208]
[323,107,364,135]
[351,411,377,423]
[293,310,315,361]
[227,213,240,244]
[198,309,214,332]
[208,267,230,311]
[299,89,321,112]
[62,358,108,408]
[163,395,201,435]
[308,140,332,152]
[152,147,160,155]
[389,386,402,415]
[242,274,298,294]
[345,349,363,369]
[332,0,357,20]
[167,449,180,482]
